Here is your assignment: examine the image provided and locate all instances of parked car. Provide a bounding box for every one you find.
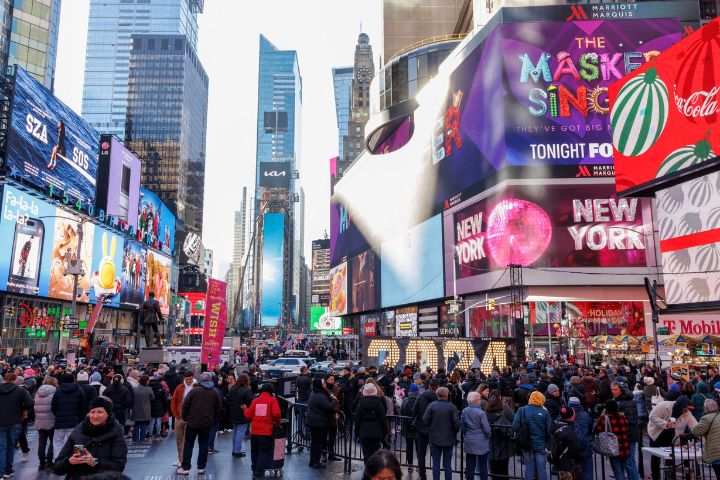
[260,357,309,377]
[310,361,336,375]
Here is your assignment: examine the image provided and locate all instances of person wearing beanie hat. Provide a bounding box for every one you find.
[551,406,584,478]
[353,379,387,465]
[544,384,562,421]
[512,389,552,477]
[89,371,105,397]
[567,395,594,480]
[242,379,281,477]
[53,394,127,479]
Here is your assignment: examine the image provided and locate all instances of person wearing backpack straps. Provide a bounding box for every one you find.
[550,406,584,480]
[512,391,552,480]
[595,400,630,480]
[692,399,720,477]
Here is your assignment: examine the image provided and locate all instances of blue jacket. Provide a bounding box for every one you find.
[572,406,593,451]
[461,405,491,455]
[513,404,552,452]
[423,399,460,448]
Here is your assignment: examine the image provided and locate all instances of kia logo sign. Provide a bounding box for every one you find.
[259,162,291,188]
[264,170,286,177]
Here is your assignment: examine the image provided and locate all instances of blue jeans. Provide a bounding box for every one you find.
[581,451,593,480]
[151,417,162,437]
[465,452,489,480]
[610,457,628,480]
[0,425,20,475]
[523,451,548,480]
[625,442,640,480]
[233,424,248,454]
[430,444,453,480]
[133,420,149,442]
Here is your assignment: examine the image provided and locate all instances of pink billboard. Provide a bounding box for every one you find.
[201,279,228,368]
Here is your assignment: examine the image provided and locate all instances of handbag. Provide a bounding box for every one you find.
[593,415,620,457]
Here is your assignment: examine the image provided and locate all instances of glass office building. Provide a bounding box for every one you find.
[332,66,353,163]
[0,0,61,91]
[82,0,203,138]
[125,34,208,236]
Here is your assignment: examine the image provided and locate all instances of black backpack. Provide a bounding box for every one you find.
[550,424,570,466]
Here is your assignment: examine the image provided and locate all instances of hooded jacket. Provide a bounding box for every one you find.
[52,383,87,429]
[461,404,490,455]
[244,391,281,436]
[513,404,553,453]
[52,417,127,479]
[0,383,33,427]
[182,384,222,430]
[34,384,56,430]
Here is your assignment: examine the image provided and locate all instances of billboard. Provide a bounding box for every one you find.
[88,227,125,308]
[309,305,326,331]
[381,214,444,308]
[350,249,379,313]
[655,174,720,307]
[201,279,228,369]
[328,261,348,316]
[145,251,172,316]
[259,162,291,188]
[179,230,203,266]
[138,188,176,255]
[181,291,207,316]
[96,136,141,230]
[610,18,720,195]
[260,212,285,327]
[443,181,655,294]
[47,212,94,303]
[395,306,418,337]
[119,240,146,308]
[330,198,371,266]
[5,68,100,206]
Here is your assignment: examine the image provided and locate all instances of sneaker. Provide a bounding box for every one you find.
[176,468,190,475]
[20,452,28,463]
[197,469,206,475]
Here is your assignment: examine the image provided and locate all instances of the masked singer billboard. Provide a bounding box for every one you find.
[138,187,175,256]
[443,181,655,294]
[5,68,99,206]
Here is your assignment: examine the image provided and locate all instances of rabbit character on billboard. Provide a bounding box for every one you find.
[92,232,121,298]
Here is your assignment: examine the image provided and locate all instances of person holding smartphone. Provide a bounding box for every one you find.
[53,397,127,479]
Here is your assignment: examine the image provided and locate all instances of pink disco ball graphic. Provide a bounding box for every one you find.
[486,198,552,267]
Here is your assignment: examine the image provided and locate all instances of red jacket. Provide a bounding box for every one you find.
[244,392,281,436]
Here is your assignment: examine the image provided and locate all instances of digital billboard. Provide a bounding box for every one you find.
[179,230,203,266]
[88,227,125,308]
[610,17,720,195]
[119,240,146,308]
[259,162,291,188]
[328,261,348,316]
[260,213,285,327]
[310,306,326,331]
[330,198,372,266]
[443,181,655,295]
[395,306,418,337]
[47,212,94,303]
[350,249,379,313]
[181,292,207,316]
[145,251,172,316]
[96,136,141,230]
[6,68,99,205]
[138,188,176,256]
[381,214,444,308]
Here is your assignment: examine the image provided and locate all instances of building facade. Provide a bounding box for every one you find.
[332,66,353,165]
[82,0,203,138]
[125,34,209,237]
[345,33,374,165]
[311,239,331,306]
[203,248,213,277]
[0,0,61,91]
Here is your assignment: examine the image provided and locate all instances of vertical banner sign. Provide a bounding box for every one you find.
[201,279,227,368]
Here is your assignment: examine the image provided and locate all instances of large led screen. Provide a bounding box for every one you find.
[330,198,371,266]
[328,262,348,316]
[350,249,379,313]
[138,188,176,255]
[381,215,443,308]
[6,68,99,205]
[88,227,125,308]
[120,240,146,308]
[145,251,172,316]
[97,136,141,230]
[443,181,655,295]
[260,213,285,327]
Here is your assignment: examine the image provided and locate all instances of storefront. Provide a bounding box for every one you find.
[657,313,720,367]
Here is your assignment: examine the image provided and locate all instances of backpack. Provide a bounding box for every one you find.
[514,407,532,451]
[593,415,619,457]
[550,424,570,466]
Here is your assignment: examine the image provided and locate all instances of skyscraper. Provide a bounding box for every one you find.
[346,33,374,163]
[332,66,353,164]
[125,34,208,236]
[227,187,249,318]
[0,0,61,91]
[254,34,303,328]
[82,0,203,138]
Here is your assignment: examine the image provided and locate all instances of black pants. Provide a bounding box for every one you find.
[251,435,274,475]
[144,322,160,347]
[310,427,327,466]
[651,429,674,480]
[327,426,337,458]
[16,420,28,454]
[406,436,415,465]
[713,463,720,480]
[361,438,381,462]
[489,458,509,479]
[37,429,53,465]
[181,426,210,470]
[416,432,430,479]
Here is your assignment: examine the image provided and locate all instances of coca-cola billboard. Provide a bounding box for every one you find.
[610,18,720,195]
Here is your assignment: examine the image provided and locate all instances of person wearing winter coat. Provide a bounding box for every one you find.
[178,373,222,476]
[52,373,87,460]
[648,394,698,480]
[34,377,57,469]
[400,384,419,469]
[89,372,106,397]
[485,391,514,479]
[148,375,168,439]
[611,382,640,480]
[53,396,127,480]
[354,384,387,463]
[226,373,253,458]
[643,377,663,415]
[423,387,460,480]
[103,375,132,436]
[513,391,553,480]
[568,397,593,480]
[596,400,630,480]
[0,372,33,477]
[244,383,281,478]
[76,371,98,414]
[544,384,563,421]
[412,380,438,480]
[461,392,490,480]
[691,382,712,421]
[306,378,335,469]
[691,399,720,477]
[131,376,154,443]
[551,406,584,480]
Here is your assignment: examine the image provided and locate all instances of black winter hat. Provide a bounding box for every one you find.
[89,396,114,415]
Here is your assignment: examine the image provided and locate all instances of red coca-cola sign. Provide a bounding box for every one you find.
[610,18,720,195]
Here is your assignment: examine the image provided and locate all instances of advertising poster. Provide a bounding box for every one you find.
[181,292,207,316]
[48,212,94,303]
[260,213,285,327]
[350,249,379,313]
[328,261,348,316]
[145,251,172,316]
[468,305,514,338]
[362,313,378,338]
[88,227,125,308]
[201,279,227,369]
[330,198,371,266]
[379,310,396,337]
[309,306,326,331]
[439,304,465,337]
[6,68,100,206]
[568,301,646,336]
[259,162,291,188]
[381,214,444,308]
[138,188,176,256]
[97,136,141,230]
[444,181,654,294]
[119,241,146,308]
[395,306,418,337]
[610,18,720,194]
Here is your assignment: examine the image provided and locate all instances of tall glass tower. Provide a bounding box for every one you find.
[81,0,203,138]
[332,66,353,163]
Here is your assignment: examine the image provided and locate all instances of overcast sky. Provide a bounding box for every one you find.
[54,0,382,278]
